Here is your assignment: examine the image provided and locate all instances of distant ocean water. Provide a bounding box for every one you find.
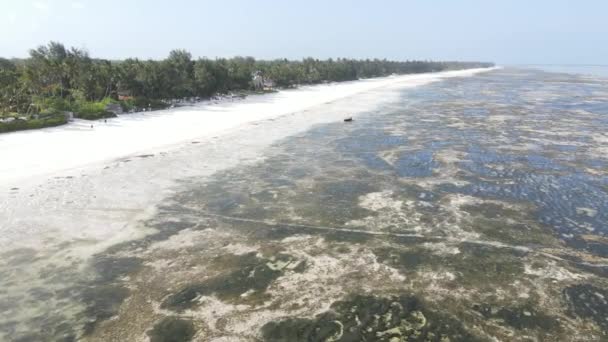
[515,64,608,78]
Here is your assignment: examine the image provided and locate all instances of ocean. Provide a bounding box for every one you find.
[517,64,608,78]
[1,68,607,341]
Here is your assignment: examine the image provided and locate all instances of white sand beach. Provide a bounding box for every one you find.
[0,68,493,254]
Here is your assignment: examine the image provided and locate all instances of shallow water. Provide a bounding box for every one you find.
[520,64,608,78]
[0,69,481,185]
[2,68,608,341]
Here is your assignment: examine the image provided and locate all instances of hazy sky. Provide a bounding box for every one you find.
[1,0,606,65]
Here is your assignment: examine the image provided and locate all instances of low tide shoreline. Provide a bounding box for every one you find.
[0,67,496,187]
[0,67,495,340]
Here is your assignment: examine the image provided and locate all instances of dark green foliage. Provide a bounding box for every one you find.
[0,113,67,133]
[0,41,493,132]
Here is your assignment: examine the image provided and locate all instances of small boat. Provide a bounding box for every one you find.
[344,117,353,122]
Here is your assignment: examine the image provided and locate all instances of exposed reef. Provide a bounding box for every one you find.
[2,68,608,341]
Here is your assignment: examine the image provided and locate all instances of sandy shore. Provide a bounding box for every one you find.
[0,69,497,341]
[0,68,494,186]
[0,69,495,340]
[3,66,607,342]
[0,68,494,253]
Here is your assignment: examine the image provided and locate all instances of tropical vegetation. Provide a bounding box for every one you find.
[0,41,493,132]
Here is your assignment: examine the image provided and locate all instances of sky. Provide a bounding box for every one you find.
[0,0,606,65]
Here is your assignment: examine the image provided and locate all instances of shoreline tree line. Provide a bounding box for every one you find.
[0,41,493,132]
